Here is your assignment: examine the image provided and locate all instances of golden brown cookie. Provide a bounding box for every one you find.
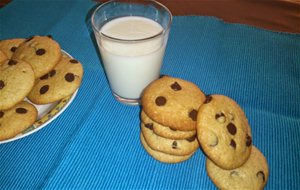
[206,146,269,190]
[0,50,7,63]
[140,132,193,163]
[0,59,35,110]
[27,55,83,104]
[197,94,252,170]
[0,101,38,141]
[141,76,206,131]
[141,110,196,140]
[0,38,25,58]
[12,36,61,78]
[141,122,199,156]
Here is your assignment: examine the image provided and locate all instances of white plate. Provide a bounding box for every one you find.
[0,50,79,144]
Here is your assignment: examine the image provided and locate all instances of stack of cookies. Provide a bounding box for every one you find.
[140,76,269,189]
[0,36,83,141]
[140,76,206,163]
[196,94,269,189]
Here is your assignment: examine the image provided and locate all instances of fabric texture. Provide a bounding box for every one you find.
[0,0,299,189]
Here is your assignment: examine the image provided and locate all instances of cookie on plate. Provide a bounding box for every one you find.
[0,101,38,141]
[197,94,252,169]
[141,122,199,156]
[0,59,35,110]
[12,35,61,78]
[0,38,25,58]
[141,76,206,131]
[0,50,7,62]
[141,110,196,140]
[140,133,193,163]
[27,55,83,104]
[206,146,269,190]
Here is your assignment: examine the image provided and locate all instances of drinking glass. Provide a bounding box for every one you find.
[91,0,172,105]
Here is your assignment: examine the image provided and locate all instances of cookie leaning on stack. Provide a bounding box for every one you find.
[197,94,269,189]
[140,76,206,163]
[197,94,253,170]
[0,35,84,141]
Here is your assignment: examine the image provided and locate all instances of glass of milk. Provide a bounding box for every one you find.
[91,0,172,105]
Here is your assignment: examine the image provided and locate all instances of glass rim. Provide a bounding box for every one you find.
[91,0,173,43]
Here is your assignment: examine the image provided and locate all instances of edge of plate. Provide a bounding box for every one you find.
[0,90,78,144]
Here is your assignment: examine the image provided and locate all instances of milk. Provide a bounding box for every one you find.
[97,16,167,100]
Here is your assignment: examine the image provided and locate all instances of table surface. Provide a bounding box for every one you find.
[0,0,300,189]
[102,0,300,34]
[1,0,300,33]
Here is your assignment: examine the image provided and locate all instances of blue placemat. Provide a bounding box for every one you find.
[0,0,299,189]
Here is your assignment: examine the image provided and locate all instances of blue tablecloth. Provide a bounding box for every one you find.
[1,0,299,189]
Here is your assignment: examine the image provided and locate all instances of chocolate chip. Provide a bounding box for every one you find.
[186,135,196,142]
[170,82,182,91]
[10,46,17,52]
[8,59,17,65]
[256,171,265,182]
[65,73,75,82]
[70,59,79,64]
[0,80,5,89]
[189,109,197,121]
[155,96,166,106]
[204,95,212,104]
[246,135,252,147]
[40,85,49,94]
[230,139,236,149]
[227,123,237,135]
[36,48,46,55]
[215,112,226,123]
[145,123,153,130]
[47,35,53,39]
[16,108,27,114]
[170,128,177,131]
[0,111,4,118]
[172,141,177,149]
[49,70,56,77]
[40,74,49,80]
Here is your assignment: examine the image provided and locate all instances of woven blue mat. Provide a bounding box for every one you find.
[0,0,299,189]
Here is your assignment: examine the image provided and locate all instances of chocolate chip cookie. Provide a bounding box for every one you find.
[140,133,193,163]
[197,94,252,169]
[0,38,25,58]
[141,110,196,140]
[141,122,199,156]
[0,59,35,110]
[0,101,38,141]
[141,76,206,131]
[12,36,61,78]
[206,146,269,190]
[27,55,83,104]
